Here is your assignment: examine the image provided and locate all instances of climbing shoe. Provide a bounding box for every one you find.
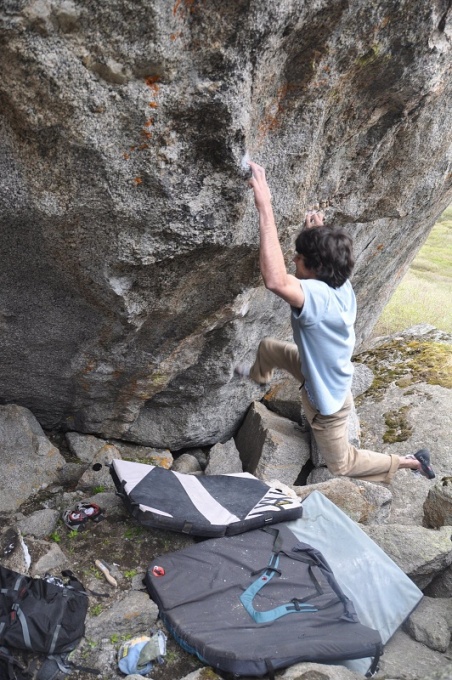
[63,502,103,531]
[413,449,435,479]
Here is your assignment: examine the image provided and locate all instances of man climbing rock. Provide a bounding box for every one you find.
[236,161,435,483]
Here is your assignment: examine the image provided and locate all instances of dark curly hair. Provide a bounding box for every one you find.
[294,227,355,288]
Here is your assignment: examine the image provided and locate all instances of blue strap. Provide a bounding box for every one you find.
[240,554,318,624]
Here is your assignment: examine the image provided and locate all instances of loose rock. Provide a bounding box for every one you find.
[0,405,65,512]
[235,401,310,485]
[204,439,242,475]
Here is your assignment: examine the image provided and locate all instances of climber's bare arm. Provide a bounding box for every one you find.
[248,161,305,308]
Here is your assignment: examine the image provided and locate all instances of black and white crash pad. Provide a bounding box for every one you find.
[110,460,303,537]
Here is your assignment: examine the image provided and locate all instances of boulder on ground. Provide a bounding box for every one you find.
[205,439,243,475]
[404,597,452,653]
[17,508,60,539]
[67,432,173,468]
[423,664,452,680]
[424,565,452,598]
[262,378,306,426]
[387,468,433,527]
[28,539,70,576]
[279,662,364,680]
[235,401,310,485]
[351,363,375,398]
[84,591,159,638]
[424,478,452,528]
[379,629,452,679]
[172,453,202,474]
[0,404,65,512]
[293,478,391,525]
[66,432,107,463]
[76,443,122,491]
[362,524,452,589]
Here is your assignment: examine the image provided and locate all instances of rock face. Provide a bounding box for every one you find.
[1,1,452,448]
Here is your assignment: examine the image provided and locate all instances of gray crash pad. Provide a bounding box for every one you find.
[286,491,423,674]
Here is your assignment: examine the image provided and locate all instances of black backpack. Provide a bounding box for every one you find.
[0,565,90,679]
[0,644,33,680]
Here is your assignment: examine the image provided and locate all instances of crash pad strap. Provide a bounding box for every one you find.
[239,553,318,624]
[365,645,383,677]
[262,525,284,553]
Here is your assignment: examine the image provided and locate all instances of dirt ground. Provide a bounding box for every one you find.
[13,441,213,680]
[56,516,204,680]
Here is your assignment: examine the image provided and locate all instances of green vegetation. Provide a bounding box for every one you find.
[92,485,106,494]
[165,649,182,665]
[49,531,61,543]
[383,406,412,443]
[108,632,132,645]
[373,206,452,336]
[84,639,98,650]
[124,525,145,539]
[199,668,223,680]
[124,569,138,579]
[90,603,103,617]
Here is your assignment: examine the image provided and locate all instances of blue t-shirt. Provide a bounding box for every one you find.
[290,279,356,415]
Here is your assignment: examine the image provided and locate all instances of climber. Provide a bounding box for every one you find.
[235,161,435,483]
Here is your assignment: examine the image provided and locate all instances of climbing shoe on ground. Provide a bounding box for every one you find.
[63,502,103,531]
[75,501,103,521]
[63,508,89,531]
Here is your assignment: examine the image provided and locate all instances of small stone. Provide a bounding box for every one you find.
[171,453,202,474]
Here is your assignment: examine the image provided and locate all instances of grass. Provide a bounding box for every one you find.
[124,569,138,579]
[90,603,104,617]
[373,205,452,336]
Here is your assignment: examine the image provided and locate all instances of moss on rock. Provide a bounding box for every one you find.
[357,335,452,401]
[383,405,413,443]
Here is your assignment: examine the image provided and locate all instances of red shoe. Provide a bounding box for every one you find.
[75,501,103,522]
[63,508,89,531]
[63,502,103,530]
